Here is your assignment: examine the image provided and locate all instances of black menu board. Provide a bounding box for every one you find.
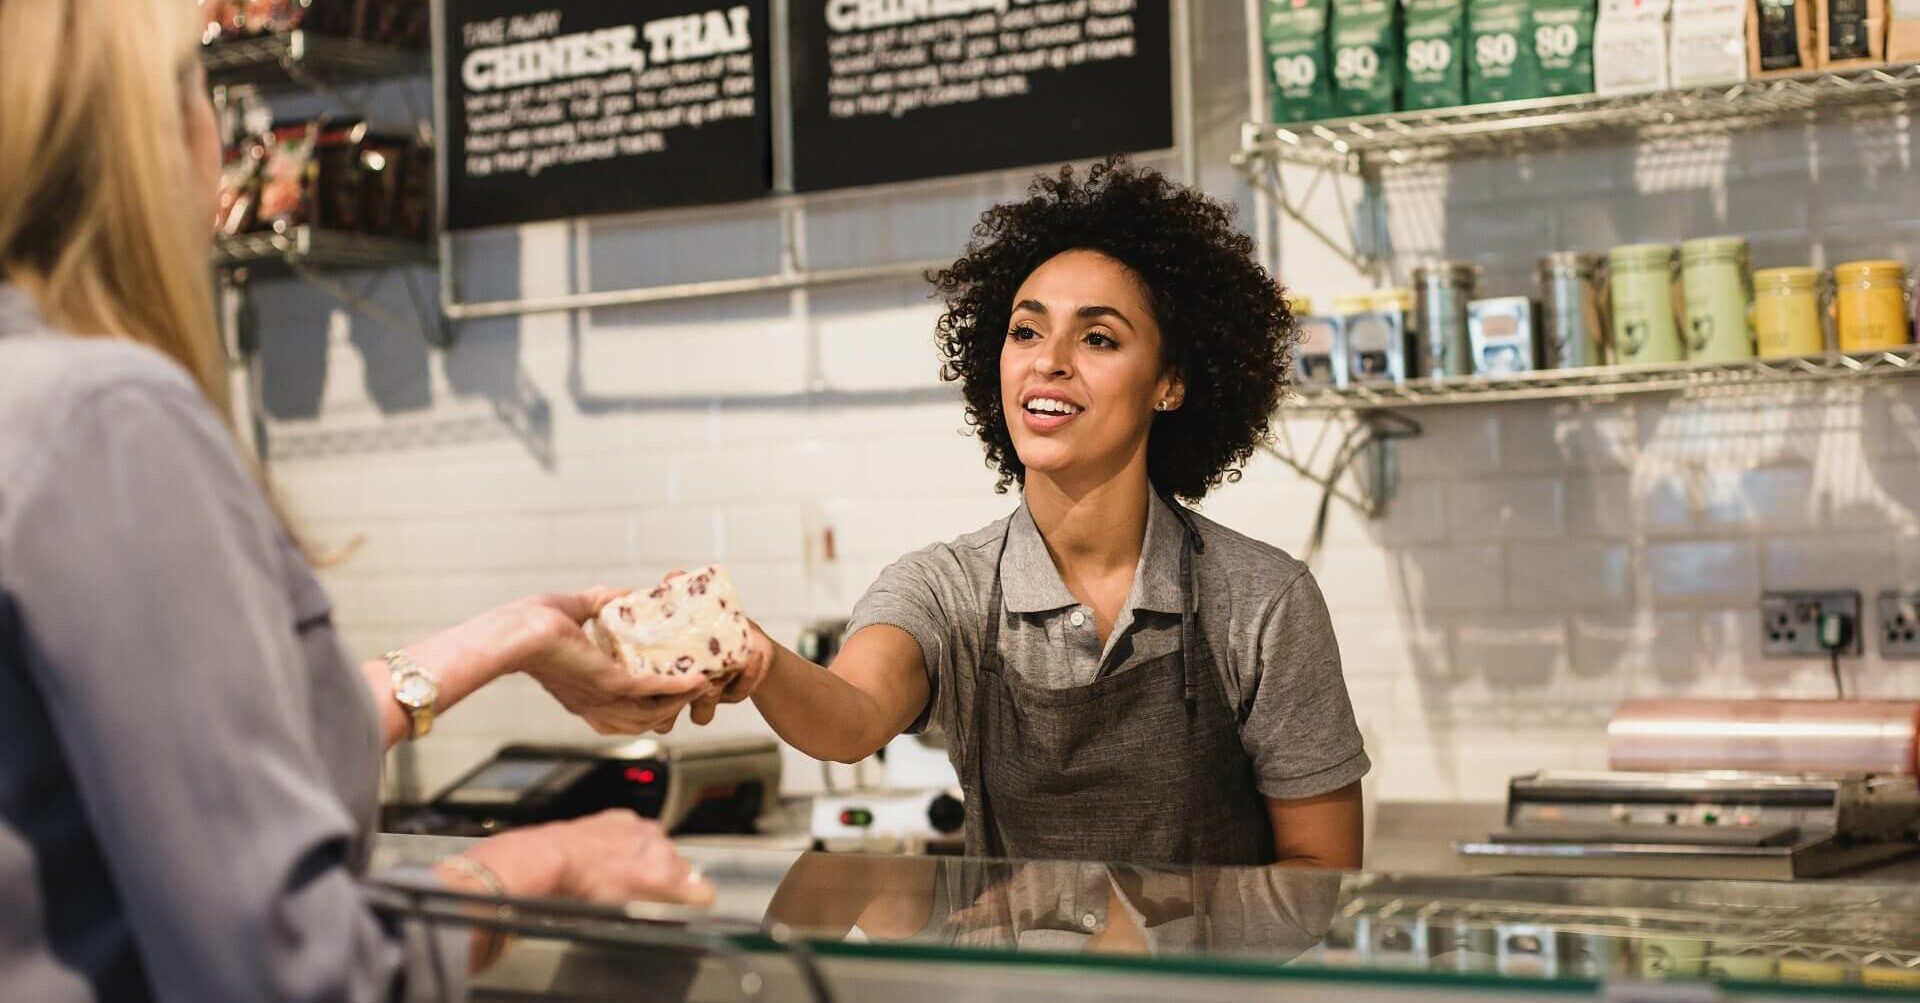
[788,0,1173,192]
[441,0,772,230]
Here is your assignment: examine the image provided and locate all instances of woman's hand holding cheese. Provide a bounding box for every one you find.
[564,565,765,732]
[523,587,718,736]
[360,587,719,746]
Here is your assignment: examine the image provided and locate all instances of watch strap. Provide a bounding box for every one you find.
[383,649,438,740]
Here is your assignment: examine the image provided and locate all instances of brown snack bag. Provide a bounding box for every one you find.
[1748,0,1819,76]
[1818,0,1887,66]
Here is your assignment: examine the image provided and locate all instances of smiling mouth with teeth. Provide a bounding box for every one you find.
[1025,398,1082,416]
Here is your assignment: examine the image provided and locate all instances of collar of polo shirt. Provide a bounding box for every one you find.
[998,492,1188,616]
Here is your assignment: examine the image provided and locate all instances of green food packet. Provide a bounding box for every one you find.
[1266,0,1336,123]
[1401,0,1469,109]
[1331,0,1402,115]
[1467,0,1544,103]
[1531,0,1597,95]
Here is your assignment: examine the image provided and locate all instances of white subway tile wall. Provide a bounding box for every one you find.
[249,30,1920,809]
[272,347,1920,804]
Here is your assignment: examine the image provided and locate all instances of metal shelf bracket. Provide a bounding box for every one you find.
[1236,127,1384,282]
[1264,408,1422,522]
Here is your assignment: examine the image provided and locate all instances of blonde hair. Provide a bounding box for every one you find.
[0,0,227,416]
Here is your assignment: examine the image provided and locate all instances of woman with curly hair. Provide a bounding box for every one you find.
[709,159,1368,868]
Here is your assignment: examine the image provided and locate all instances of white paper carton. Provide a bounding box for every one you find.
[1596,0,1673,94]
[1670,0,1750,86]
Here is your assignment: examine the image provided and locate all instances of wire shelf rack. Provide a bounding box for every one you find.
[1287,346,1920,411]
[1239,61,1920,172]
[215,226,435,276]
[202,30,428,92]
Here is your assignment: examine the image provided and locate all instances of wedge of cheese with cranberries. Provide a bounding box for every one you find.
[586,566,752,681]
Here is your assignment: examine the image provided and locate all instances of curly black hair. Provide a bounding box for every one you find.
[931,158,1294,503]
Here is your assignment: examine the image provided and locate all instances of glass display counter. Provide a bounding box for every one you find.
[371,836,1920,1002]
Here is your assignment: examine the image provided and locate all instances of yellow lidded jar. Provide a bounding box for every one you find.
[1832,260,1910,352]
[1752,267,1825,357]
[1368,288,1417,314]
[1333,293,1375,316]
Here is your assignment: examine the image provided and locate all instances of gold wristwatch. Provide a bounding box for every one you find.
[383,649,439,740]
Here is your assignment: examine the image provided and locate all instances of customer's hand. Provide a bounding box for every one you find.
[688,617,777,726]
[509,589,717,735]
[459,809,716,908]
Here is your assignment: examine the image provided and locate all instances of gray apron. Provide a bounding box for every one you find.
[959,500,1276,866]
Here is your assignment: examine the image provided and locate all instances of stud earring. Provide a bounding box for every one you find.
[1154,400,1169,411]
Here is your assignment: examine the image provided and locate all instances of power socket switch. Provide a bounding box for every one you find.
[1761,590,1863,659]
[1879,591,1920,659]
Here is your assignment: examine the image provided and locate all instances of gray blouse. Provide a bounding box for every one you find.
[0,288,465,1003]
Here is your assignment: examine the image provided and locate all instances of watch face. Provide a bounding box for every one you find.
[395,672,436,707]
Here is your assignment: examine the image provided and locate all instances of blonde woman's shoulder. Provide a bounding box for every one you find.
[0,328,202,418]
[0,311,216,487]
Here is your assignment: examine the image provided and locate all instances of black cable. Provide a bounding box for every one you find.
[1304,423,1375,565]
[1831,649,1846,700]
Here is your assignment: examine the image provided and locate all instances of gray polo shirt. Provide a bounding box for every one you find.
[0,287,463,1003]
[847,492,1371,801]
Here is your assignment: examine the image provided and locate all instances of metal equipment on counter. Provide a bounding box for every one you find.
[383,736,782,837]
[808,728,966,853]
[1607,699,1920,777]
[1457,771,1920,880]
[1460,700,1920,880]
[809,787,966,853]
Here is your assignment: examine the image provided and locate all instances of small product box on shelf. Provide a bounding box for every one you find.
[1294,313,1352,389]
[1816,0,1888,67]
[1402,0,1471,108]
[1338,291,1414,384]
[1331,0,1403,114]
[1266,0,1337,123]
[1595,0,1674,94]
[1749,0,1820,77]
[1669,0,1751,86]
[1468,296,1542,373]
[1468,0,1546,101]
[1533,0,1601,95]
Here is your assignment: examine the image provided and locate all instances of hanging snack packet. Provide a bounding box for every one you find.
[1331,0,1402,115]
[1266,0,1337,123]
[1402,0,1470,109]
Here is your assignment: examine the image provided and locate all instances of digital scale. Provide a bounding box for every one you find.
[384,736,782,837]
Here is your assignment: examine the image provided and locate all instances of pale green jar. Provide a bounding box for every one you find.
[1680,236,1756,362]
[1609,243,1683,364]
